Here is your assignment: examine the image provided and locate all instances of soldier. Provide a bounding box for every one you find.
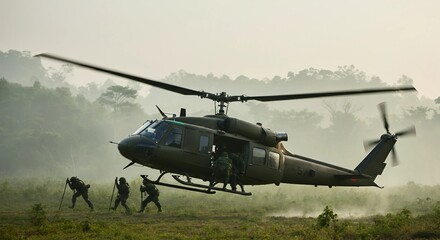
[67,177,94,211]
[210,148,232,189]
[229,152,243,191]
[111,177,130,213]
[138,179,162,213]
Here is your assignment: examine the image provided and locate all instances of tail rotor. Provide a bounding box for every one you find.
[363,102,416,166]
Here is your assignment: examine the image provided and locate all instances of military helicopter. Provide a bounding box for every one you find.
[37,53,417,196]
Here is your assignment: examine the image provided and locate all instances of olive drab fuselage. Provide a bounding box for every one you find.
[118,115,287,186]
[117,114,396,188]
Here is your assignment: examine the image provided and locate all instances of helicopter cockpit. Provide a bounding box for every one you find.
[133,120,169,144]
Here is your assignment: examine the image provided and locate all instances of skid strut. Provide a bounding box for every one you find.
[140,173,252,196]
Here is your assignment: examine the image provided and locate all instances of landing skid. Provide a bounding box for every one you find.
[140,172,252,196]
[172,175,252,196]
[141,173,215,194]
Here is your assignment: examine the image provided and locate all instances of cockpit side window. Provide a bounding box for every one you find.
[164,127,183,148]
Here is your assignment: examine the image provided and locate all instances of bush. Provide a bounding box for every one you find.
[29,203,47,227]
[317,206,338,228]
[316,206,341,240]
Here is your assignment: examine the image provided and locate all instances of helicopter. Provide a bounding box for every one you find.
[37,53,417,196]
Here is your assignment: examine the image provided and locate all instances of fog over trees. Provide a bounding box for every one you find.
[1,50,439,185]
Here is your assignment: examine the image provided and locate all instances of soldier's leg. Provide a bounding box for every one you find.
[113,195,121,210]
[209,171,216,187]
[138,196,152,213]
[121,196,130,212]
[153,196,162,212]
[222,170,230,189]
[230,173,237,191]
[70,191,81,208]
[82,192,94,210]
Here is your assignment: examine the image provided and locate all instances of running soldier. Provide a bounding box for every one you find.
[138,179,162,213]
[67,177,94,211]
[111,177,131,213]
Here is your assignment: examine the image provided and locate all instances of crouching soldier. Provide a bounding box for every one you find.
[67,177,94,211]
[138,179,162,213]
[111,177,130,213]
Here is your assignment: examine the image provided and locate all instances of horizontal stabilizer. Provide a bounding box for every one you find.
[334,174,371,180]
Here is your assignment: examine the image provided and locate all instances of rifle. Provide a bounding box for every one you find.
[109,177,117,210]
[59,178,68,210]
[140,186,144,209]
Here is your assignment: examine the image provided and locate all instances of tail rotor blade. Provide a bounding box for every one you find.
[391,147,399,167]
[395,125,416,137]
[363,139,380,152]
[378,102,390,133]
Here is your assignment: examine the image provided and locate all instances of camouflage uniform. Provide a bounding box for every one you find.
[112,177,130,212]
[138,180,162,213]
[67,177,94,210]
[211,151,232,189]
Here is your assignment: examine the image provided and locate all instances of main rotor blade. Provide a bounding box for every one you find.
[378,102,390,133]
[36,53,214,97]
[395,125,416,137]
[241,87,416,102]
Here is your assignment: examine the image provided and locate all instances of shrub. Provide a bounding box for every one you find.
[29,203,47,227]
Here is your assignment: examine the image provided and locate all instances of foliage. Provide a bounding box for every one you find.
[97,85,138,112]
[316,206,341,240]
[29,203,47,227]
[317,206,338,228]
[0,180,439,239]
[371,208,413,238]
[433,201,440,229]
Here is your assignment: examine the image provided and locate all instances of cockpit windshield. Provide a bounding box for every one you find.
[132,120,154,135]
[133,120,169,143]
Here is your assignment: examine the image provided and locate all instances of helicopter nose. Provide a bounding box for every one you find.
[118,135,156,162]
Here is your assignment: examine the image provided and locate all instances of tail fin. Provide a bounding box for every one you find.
[355,135,396,180]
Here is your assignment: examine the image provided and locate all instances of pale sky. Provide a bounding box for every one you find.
[1,0,439,99]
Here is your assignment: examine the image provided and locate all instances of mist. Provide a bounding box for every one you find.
[1,50,439,188]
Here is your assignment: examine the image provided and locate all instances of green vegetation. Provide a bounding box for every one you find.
[1,179,440,239]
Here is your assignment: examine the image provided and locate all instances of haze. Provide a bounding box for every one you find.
[1,1,440,188]
[0,1,439,99]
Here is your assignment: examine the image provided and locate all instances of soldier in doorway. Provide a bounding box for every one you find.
[229,152,244,191]
[210,146,232,189]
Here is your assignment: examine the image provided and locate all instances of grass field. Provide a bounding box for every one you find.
[1,179,440,239]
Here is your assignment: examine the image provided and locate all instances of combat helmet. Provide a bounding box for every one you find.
[142,178,150,186]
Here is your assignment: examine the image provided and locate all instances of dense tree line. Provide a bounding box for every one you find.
[0,78,152,179]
